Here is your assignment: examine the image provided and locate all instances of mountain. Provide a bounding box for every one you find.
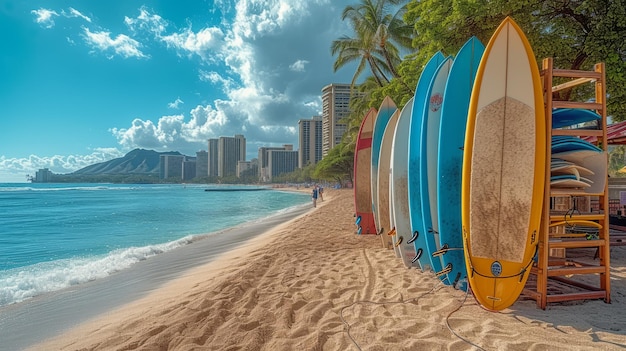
[72,149,183,175]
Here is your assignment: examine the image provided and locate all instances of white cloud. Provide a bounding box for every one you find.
[82,28,148,59]
[31,8,59,28]
[64,8,92,22]
[110,0,354,155]
[0,148,125,181]
[168,98,184,109]
[232,0,310,39]
[124,7,167,36]
[209,0,351,130]
[110,105,232,154]
[124,7,224,63]
[199,70,236,91]
[160,27,225,62]
[289,60,308,72]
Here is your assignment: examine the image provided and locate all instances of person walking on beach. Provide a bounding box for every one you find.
[312,185,319,208]
[318,186,324,201]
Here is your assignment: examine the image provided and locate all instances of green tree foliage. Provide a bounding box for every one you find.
[609,145,626,177]
[272,164,318,184]
[404,0,626,118]
[314,145,354,183]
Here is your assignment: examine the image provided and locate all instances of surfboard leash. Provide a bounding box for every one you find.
[339,281,445,351]
[463,229,539,282]
[445,287,488,351]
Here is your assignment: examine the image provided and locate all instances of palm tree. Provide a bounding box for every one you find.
[332,0,414,88]
[331,30,390,87]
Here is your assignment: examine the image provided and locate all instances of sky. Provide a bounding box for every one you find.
[0,0,356,182]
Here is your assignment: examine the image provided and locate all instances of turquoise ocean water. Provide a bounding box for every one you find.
[0,183,310,307]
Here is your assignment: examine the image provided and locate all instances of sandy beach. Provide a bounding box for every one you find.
[30,188,626,350]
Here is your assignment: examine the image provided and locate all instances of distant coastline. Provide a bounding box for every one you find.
[30,173,162,184]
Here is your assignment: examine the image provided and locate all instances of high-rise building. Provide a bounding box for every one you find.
[258,145,293,182]
[267,149,299,182]
[218,134,246,177]
[182,158,197,181]
[159,154,185,179]
[298,116,323,168]
[195,150,208,178]
[321,83,352,157]
[207,138,219,177]
[237,161,252,177]
[34,168,53,183]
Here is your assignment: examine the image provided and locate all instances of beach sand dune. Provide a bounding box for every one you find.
[32,189,626,350]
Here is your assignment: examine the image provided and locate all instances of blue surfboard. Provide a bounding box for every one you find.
[416,56,453,277]
[552,108,601,128]
[551,136,602,153]
[408,51,446,272]
[371,97,397,235]
[436,37,485,290]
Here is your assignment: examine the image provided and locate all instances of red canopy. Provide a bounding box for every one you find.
[583,120,626,145]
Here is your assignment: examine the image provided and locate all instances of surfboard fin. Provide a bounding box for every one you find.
[357,226,362,235]
[355,216,362,226]
[407,231,419,244]
[394,236,403,247]
[435,263,453,277]
[411,248,423,263]
[432,243,449,257]
[377,227,385,236]
[452,272,462,290]
[387,228,396,236]
[428,227,438,235]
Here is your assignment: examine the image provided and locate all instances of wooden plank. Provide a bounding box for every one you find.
[595,62,611,301]
[551,129,602,137]
[547,266,605,276]
[548,239,605,248]
[551,69,602,79]
[550,213,605,221]
[550,188,605,197]
[552,77,596,92]
[546,291,606,303]
[550,276,603,291]
[538,57,555,310]
[522,288,541,300]
[551,101,603,110]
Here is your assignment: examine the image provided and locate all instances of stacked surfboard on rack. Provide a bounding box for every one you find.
[550,109,607,193]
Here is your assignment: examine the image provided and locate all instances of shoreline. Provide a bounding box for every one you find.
[0,193,313,351]
[27,189,626,350]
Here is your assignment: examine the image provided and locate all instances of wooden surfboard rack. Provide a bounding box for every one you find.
[524,57,611,309]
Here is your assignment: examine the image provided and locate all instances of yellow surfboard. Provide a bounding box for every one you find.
[462,17,546,311]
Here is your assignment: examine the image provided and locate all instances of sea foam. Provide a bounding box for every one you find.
[0,236,194,306]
